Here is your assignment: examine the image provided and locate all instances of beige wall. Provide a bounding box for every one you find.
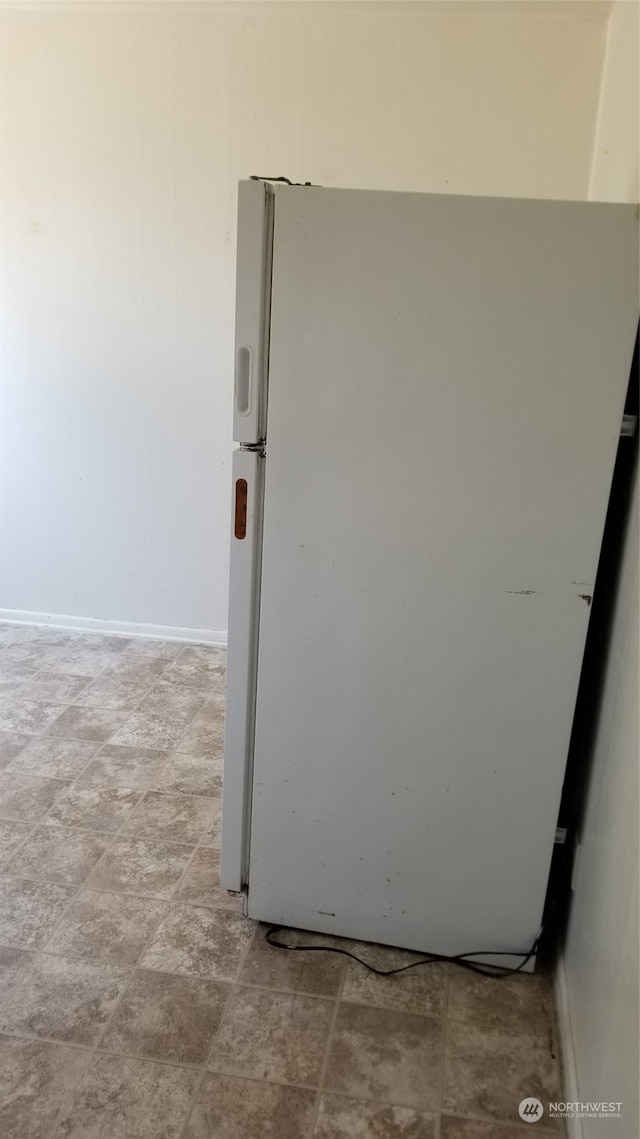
[0,1,608,636]
[561,4,639,1136]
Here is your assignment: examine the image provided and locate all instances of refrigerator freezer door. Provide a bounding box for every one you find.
[246,187,638,956]
[232,181,273,445]
[220,447,264,890]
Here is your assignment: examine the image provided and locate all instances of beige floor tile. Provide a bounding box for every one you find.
[74,676,151,710]
[46,705,130,742]
[47,890,165,965]
[0,946,34,1003]
[1,642,61,669]
[315,1094,437,1138]
[0,1035,88,1139]
[185,1072,316,1139]
[155,752,222,797]
[88,837,193,899]
[102,658,169,685]
[122,792,216,843]
[342,943,446,1017]
[78,745,170,789]
[120,638,182,661]
[175,848,243,911]
[325,1002,442,1111]
[200,799,222,848]
[54,1052,199,1139]
[7,738,99,780]
[55,1047,199,1139]
[0,953,129,1045]
[177,719,224,759]
[1,627,77,647]
[45,645,122,677]
[0,731,30,768]
[18,673,90,703]
[101,968,230,1064]
[442,1021,563,1131]
[137,687,207,719]
[71,634,132,653]
[109,712,192,750]
[4,827,111,886]
[0,664,37,696]
[0,697,69,734]
[161,659,225,690]
[240,924,346,997]
[0,877,74,948]
[0,773,70,821]
[439,1117,558,1138]
[175,645,226,669]
[0,820,32,866]
[211,986,333,1086]
[447,968,555,1036]
[46,785,143,831]
[141,903,255,980]
[191,693,225,724]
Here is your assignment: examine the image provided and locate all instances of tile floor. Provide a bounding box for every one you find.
[0,624,565,1138]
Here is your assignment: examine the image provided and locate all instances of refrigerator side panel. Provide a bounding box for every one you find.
[232,180,274,445]
[220,447,264,890]
[247,187,638,955]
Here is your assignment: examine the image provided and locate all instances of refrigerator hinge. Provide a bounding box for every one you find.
[620,414,637,437]
[240,440,266,456]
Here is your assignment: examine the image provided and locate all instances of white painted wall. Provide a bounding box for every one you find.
[560,474,639,1139]
[0,1,608,637]
[560,4,639,1136]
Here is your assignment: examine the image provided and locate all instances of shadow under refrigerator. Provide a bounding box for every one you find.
[221,180,638,965]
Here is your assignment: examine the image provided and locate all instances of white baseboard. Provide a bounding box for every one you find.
[0,608,227,647]
[554,953,584,1139]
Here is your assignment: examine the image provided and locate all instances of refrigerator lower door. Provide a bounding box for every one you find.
[220,447,264,891]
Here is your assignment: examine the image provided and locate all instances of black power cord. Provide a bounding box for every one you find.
[266,925,540,979]
[250,175,315,186]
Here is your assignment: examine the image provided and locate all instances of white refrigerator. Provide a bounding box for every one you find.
[221,180,638,964]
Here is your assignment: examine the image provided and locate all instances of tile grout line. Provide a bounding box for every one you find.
[0,818,44,875]
[0,1013,558,1132]
[36,640,219,1139]
[43,1033,107,1139]
[306,942,348,1137]
[0,792,136,1023]
[175,919,262,1139]
[0,931,556,1040]
[1,643,224,847]
[0,641,221,1064]
[0,637,191,749]
[0,949,38,1018]
[1,667,222,793]
[434,963,451,1139]
[52,731,227,1093]
[0,815,221,845]
[0,827,129,1014]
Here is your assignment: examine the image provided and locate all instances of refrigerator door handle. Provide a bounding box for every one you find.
[221,448,264,891]
[234,478,248,539]
[234,347,253,418]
